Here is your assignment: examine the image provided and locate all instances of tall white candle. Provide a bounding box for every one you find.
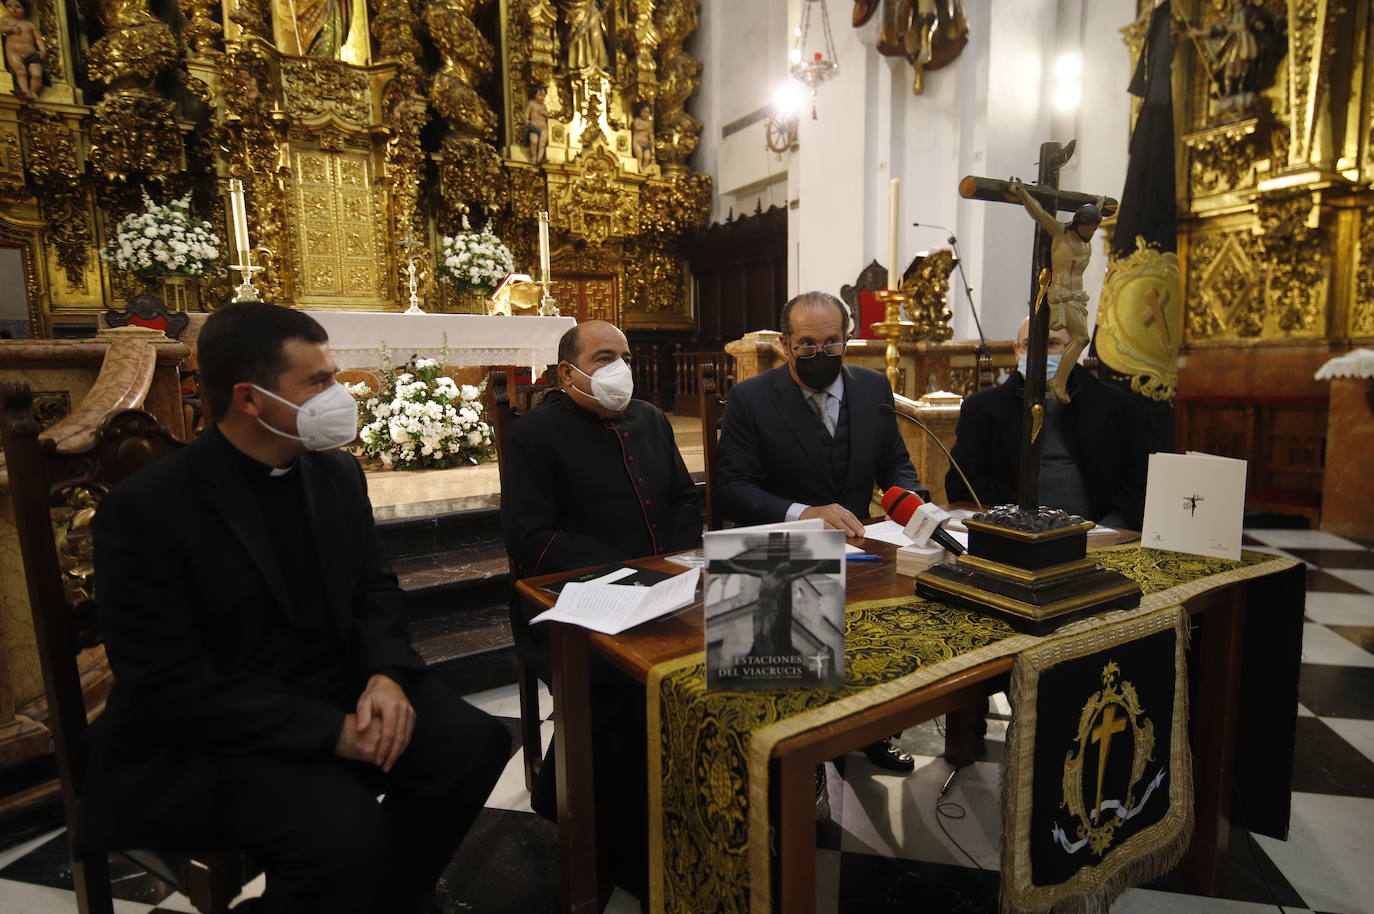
[887,178,900,290]
[538,212,551,283]
[228,178,251,264]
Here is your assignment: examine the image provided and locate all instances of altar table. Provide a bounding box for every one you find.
[302,311,576,373]
[517,529,1304,914]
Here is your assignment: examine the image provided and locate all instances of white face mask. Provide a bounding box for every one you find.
[570,359,634,412]
[1017,352,1062,380]
[252,382,358,451]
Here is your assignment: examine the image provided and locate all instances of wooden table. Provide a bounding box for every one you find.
[516,529,1283,913]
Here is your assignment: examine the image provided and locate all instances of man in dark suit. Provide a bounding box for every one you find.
[715,290,926,532]
[944,317,1149,528]
[714,290,925,771]
[82,304,509,914]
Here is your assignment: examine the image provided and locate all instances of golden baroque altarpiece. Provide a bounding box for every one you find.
[0,0,710,333]
[1127,0,1374,348]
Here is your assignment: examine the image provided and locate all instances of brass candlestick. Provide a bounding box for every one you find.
[229,252,264,303]
[870,288,918,394]
[398,235,426,314]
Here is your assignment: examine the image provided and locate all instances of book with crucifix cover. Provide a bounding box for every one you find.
[703,521,847,690]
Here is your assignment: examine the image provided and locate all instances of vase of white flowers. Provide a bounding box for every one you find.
[101,190,221,282]
[437,218,515,303]
[345,345,495,471]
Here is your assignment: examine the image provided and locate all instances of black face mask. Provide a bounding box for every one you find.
[794,352,843,390]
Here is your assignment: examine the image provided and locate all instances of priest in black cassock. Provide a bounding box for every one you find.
[500,319,704,905]
[82,304,510,914]
[501,320,704,574]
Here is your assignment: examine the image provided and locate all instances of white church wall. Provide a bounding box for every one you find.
[687,0,1136,342]
[687,0,792,226]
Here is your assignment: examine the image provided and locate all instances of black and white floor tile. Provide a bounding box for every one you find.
[2,529,1372,913]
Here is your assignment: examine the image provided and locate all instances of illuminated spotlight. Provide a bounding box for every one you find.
[1054,83,1082,111]
[773,83,805,118]
[1054,52,1083,81]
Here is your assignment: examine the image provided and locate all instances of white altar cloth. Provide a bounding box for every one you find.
[303,311,576,373]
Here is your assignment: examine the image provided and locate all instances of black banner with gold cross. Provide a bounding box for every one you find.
[1001,605,1192,914]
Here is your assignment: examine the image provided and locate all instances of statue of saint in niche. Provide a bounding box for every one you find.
[1189,0,1283,118]
[563,0,609,72]
[1,0,46,102]
[525,85,549,165]
[631,101,653,171]
[277,0,353,58]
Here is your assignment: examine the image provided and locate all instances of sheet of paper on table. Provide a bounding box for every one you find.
[1141,451,1247,561]
[530,568,700,634]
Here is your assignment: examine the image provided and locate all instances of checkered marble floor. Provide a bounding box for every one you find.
[2,529,1371,913]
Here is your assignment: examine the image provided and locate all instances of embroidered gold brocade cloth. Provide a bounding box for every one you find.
[647,546,1298,914]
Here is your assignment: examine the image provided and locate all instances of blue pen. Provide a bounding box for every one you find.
[846,553,883,561]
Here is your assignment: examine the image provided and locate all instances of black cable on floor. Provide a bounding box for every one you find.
[934,765,985,872]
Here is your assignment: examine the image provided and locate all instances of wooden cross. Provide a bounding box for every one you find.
[959,141,1118,511]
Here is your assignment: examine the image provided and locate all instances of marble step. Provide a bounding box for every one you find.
[379,503,518,694]
[375,505,505,562]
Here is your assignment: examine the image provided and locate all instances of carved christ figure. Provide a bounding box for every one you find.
[1,0,45,102]
[1009,177,1105,403]
[563,0,609,71]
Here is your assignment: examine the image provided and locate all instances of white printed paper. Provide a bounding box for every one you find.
[1141,452,1247,561]
[530,568,700,634]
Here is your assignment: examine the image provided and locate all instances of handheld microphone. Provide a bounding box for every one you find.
[881,486,966,556]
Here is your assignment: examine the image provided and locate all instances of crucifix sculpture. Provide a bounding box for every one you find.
[957,140,1118,513]
[914,141,1138,635]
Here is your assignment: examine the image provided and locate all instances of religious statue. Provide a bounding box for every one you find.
[877,0,968,95]
[1188,0,1283,118]
[524,85,549,164]
[631,101,653,171]
[1008,177,1107,404]
[563,0,609,72]
[1,0,45,102]
[281,0,353,58]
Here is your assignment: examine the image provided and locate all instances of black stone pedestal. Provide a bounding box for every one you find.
[914,507,1142,635]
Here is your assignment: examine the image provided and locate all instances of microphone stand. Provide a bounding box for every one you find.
[913,222,992,386]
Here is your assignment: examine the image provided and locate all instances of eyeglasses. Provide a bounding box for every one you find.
[791,341,847,359]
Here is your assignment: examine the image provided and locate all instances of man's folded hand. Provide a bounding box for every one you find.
[336,674,416,772]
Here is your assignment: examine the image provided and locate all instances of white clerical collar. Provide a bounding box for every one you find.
[269,463,296,477]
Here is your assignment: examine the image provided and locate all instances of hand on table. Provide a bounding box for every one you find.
[800,503,865,538]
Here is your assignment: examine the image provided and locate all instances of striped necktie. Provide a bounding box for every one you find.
[809,390,833,435]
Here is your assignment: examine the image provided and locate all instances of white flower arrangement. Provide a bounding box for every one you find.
[437,217,515,293]
[100,190,221,277]
[348,343,494,471]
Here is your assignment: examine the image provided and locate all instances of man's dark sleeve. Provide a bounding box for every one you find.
[499,419,632,573]
[945,396,1016,507]
[872,381,926,499]
[714,388,795,525]
[660,410,704,551]
[345,457,429,683]
[93,488,345,756]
